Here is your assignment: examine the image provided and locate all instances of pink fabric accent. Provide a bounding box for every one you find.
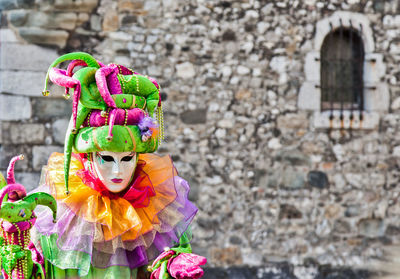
[97,61,106,67]
[151,250,175,269]
[64,60,87,98]
[1,217,36,233]
[28,241,46,278]
[66,60,88,77]
[0,184,27,208]
[111,63,133,75]
[28,242,44,265]
[150,267,161,279]
[6,155,23,184]
[168,253,207,279]
[49,68,79,89]
[7,191,25,202]
[81,108,145,127]
[49,67,81,129]
[108,109,117,138]
[123,175,156,208]
[106,67,123,95]
[95,66,119,108]
[72,82,81,129]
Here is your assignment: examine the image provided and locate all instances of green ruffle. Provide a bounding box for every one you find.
[40,234,138,279]
[45,264,137,279]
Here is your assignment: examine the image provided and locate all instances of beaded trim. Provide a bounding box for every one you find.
[124,109,128,126]
[104,108,110,125]
[87,111,92,127]
[156,104,165,143]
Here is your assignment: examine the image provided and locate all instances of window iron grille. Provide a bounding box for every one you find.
[319,19,365,125]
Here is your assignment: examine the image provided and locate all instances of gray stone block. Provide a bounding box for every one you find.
[277,113,309,130]
[2,122,45,144]
[14,171,41,192]
[275,149,311,166]
[0,0,34,10]
[176,62,195,79]
[180,109,207,124]
[187,177,199,202]
[32,145,63,171]
[90,15,102,31]
[333,220,351,234]
[32,97,72,119]
[9,11,78,30]
[281,167,306,189]
[358,218,385,238]
[307,170,329,189]
[18,27,69,48]
[52,118,69,145]
[53,0,98,12]
[7,10,28,26]
[0,94,31,120]
[0,43,58,71]
[0,145,31,170]
[0,0,16,10]
[0,70,46,96]
[279,204,303,219]
[0,29,19,43]
[345,204,361,218]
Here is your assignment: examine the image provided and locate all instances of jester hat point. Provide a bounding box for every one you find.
[0,155,57,223]
[43,52,164,193]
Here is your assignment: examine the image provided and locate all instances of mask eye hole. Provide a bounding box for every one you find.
[101,155,114,162]
[121,156,134,162]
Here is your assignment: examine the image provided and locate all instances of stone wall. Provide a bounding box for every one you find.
[1,0,400,271]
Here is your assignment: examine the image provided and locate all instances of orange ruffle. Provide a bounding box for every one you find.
[45,153,179,242]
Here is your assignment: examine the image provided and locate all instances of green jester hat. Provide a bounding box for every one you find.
[42,52,164,194]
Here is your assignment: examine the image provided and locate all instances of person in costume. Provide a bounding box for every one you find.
[32,52,206,278]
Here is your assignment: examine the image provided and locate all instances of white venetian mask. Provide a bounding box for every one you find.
[91,151,137,193]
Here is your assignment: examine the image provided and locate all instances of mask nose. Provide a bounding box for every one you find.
[112,161,122,176]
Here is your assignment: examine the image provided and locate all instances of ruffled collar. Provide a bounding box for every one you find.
[45,152,181,241]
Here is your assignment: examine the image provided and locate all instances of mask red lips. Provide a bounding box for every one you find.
[111,178,123,183]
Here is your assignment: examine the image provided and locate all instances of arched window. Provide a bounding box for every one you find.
[320,24,364,116]
[298,12,388,130]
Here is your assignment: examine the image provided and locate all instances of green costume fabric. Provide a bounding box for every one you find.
[0,173,5,188]
[74,125,158,154]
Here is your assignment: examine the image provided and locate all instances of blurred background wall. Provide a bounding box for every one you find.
[0,0,399,276]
